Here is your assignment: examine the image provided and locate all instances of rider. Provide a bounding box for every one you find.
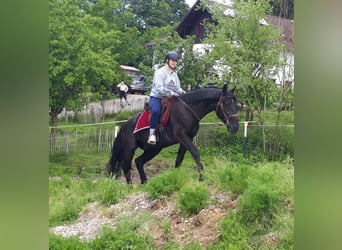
[147,51,186,144]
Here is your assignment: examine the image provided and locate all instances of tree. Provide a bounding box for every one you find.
[204,0,286,155]
[125,0,189,29]
[269,0,294,20]
[49,0,123,144]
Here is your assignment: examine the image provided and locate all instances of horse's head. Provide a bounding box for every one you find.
[215,84,239,134]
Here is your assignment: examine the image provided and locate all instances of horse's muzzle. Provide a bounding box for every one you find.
[227,119,239,134]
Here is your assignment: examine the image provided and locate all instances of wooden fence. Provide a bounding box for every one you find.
[49,123,225,154]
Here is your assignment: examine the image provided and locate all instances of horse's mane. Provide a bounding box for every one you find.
[180,88,221,103]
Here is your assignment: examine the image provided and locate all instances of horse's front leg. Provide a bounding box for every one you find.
[175,144,187,168]
[178,136,204,181]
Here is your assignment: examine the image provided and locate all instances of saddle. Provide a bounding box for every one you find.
[133,97,172,133]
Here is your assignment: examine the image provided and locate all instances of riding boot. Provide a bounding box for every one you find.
[147,128,156,144]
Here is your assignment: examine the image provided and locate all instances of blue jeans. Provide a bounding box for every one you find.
[149,96,162,129]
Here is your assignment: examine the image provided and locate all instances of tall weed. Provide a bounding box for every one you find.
[208,213,249,250]
[98,179,129,206]
[237,163,292,231]
[49,234,90,250]
[218,162,251,195]
[49,195,83,227]
[144,168,188,199]
[177,184,210,215]
[90,213,155,250]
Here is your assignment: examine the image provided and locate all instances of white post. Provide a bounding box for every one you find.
[243,121,248,157]
[114,125,119,138]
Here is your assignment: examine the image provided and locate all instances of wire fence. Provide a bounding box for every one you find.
[49,121,294,154]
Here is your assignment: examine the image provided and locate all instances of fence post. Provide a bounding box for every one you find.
[114,126,119,138]
[98,128,102,151]
[63,130,68,154]
[243,121,248,158]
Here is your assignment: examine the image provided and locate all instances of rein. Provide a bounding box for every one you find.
[176,96,201,121]
[216,96,238,126]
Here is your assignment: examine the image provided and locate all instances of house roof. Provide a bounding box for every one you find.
[265,14,294,49]
[176,0,204,36]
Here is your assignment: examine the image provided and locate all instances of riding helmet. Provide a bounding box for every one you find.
[165,51,179,61]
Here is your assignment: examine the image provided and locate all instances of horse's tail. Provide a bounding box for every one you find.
[106,125,125,178]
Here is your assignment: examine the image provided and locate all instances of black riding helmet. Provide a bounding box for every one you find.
[165,51,179,61]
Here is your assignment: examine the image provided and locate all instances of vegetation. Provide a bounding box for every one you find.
[177,184,210,215]
[203,0,294,157]
[143,168,189,199]
[49,109,294,248]
[49,147,293,249]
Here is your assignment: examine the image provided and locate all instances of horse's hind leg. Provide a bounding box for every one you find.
[135,148,162,184]
[175,144,187,168]
[122,150,136,184]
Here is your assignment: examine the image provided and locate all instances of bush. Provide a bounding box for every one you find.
[177,185,210,215]
[237,164,285,230]
[98,179,129,206]
[91,228,147,249]
[89,214,156,250]
[144,168,188,199]
[49,234,90,250]
[208,213,249,250]
[218,163,250,195]
[49,195,83,227]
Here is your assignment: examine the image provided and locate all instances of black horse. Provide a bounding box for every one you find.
[107,84,239,184]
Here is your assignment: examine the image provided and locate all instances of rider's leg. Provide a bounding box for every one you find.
[148,97,161,144]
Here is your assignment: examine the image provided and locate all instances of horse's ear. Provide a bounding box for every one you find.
[222,83,227,94]
[231,86,236,93]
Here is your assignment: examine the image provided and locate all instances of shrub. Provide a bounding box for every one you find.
[49,195,83,227]
[98,179,128,206]
[208,213,249,250]
[90,227,152,249]
[49,234,90,250]
[144,168,188,199]
[90,220,155,250]
[218,163,250,195]
[237,164,285,230]
[177,185,210,215]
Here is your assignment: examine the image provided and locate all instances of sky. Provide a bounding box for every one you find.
[185,0,197,8]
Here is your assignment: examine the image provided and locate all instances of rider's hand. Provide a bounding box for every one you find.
[171,91,179,97]
[177,89,186,95]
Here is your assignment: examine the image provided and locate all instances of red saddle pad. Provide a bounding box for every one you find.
[133,99,172,133]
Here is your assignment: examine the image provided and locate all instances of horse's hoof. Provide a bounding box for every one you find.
[199,174,204,182]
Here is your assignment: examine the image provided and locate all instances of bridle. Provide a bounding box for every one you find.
[176,95,237,126]
[216,95,238,126]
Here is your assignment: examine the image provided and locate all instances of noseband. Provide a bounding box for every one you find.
[216,96,238,126]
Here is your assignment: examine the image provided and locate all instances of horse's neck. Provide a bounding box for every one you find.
[189,98,218,120]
